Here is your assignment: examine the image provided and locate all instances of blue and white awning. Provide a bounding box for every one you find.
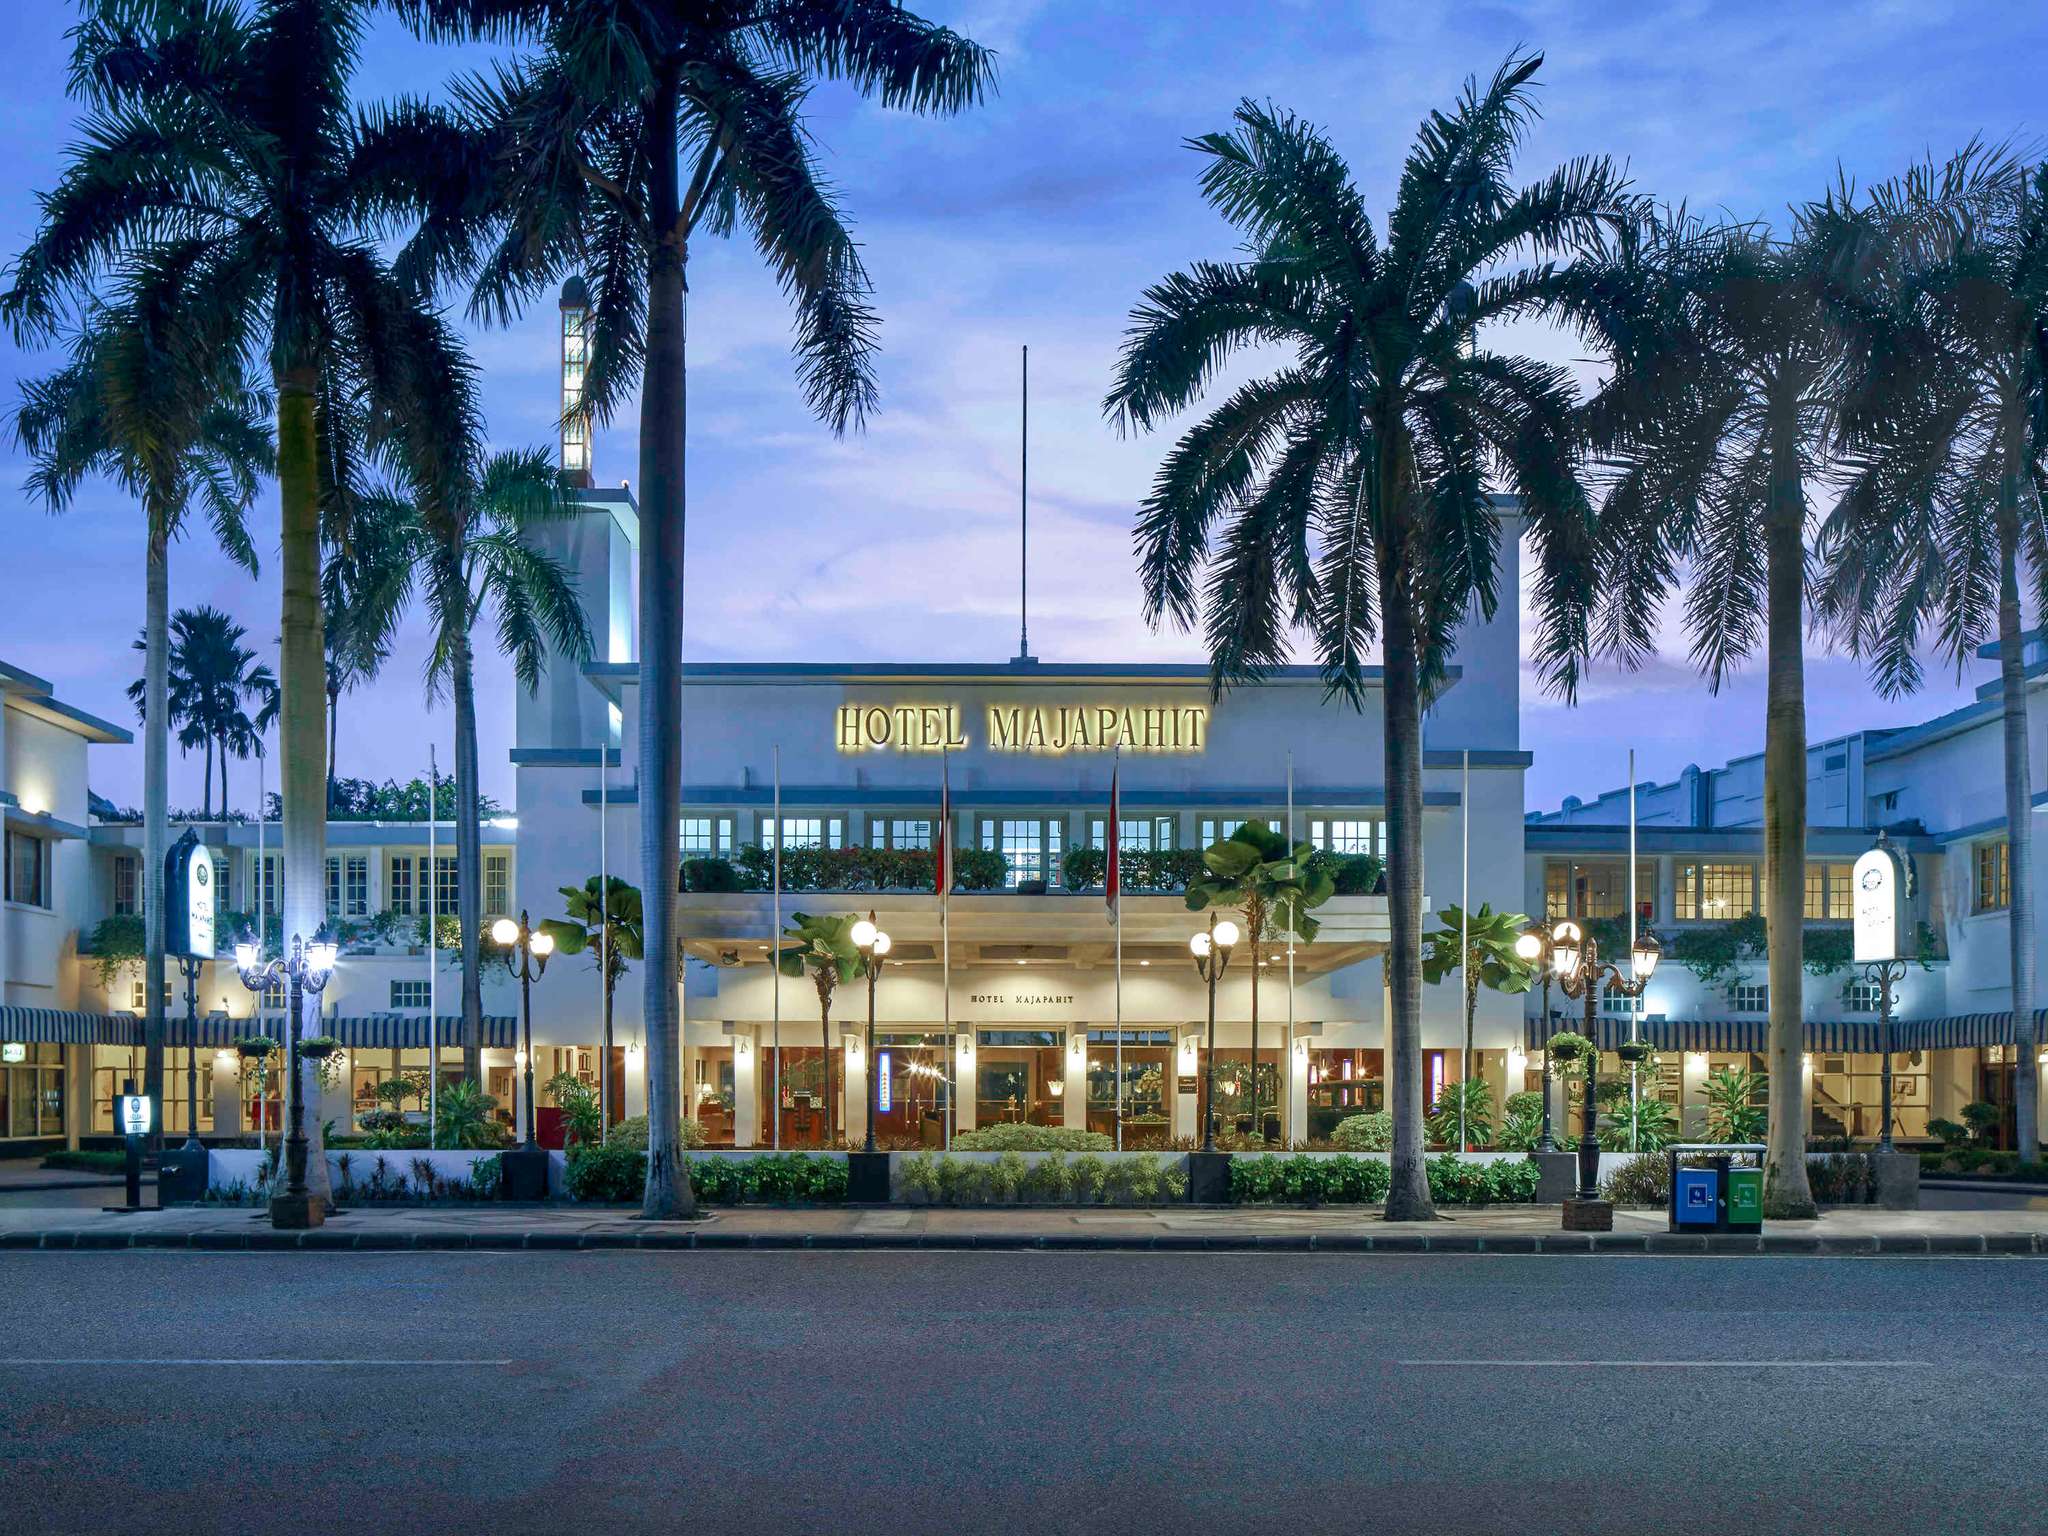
[182,1015,520,1050]
[1523,1010,2048,1055]
[0,1007,140,1045]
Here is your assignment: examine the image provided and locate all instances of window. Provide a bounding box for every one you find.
[679,816,737,860]
[113,853,139,915]
[875,819,933,851]
[1731,983,1768,1014]
[1308,819,1383,857]
[979,818,1064,887]
[129,980,173,1011]
[1600,983,1643,1015]
[435,856,458,915]
[1543,860,1657,922]
[1803,861,1854,921]
[388,855,415,916]
[1200,816,1277,848]
[212,857,231,912]
[260,976,287,1010]
[1676,862,1756,921]
[1975,839,2010,913]
[257,854,283,919]
[561,309,590,476]
[1844,979,1886,1013]
[484,853,509,917]
[5,831,48,908]
[390,980,432,1010]
[1087,816,1175,852]
[761,817,845,850]
[326,854,369,919]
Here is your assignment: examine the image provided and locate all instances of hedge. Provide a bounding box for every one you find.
[1230,1152,1540,1206]
[950,1124,1113,1152]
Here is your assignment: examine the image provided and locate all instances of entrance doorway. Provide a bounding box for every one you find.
[1085,1029,1175,1147]
[975,1029,1063,1126]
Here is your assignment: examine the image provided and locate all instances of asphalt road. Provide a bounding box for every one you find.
[0,1249,2040,1536]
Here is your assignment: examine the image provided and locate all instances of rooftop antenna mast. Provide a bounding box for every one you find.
[1014,344,1035,664]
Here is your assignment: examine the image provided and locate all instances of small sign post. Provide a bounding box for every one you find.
[1853,835,1915,1152]
[109,1077,152,1213]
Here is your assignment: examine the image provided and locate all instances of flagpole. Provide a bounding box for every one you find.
[941,747,953,1150]
[1112,744,1123,1153]
[772,744,782,1151]
[256,749,267,1157]
[428,746,439,1149]
[597,732,609,1144]
[1460,747,1470,1154]
[1286,750,1296,1146]
[1629,748,1639,1150]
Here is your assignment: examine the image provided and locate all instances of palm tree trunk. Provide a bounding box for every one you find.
[1762,431,1815,1217]
[202,739,215,824]
[451,619,484,1084]
[816,972,836,1147]
[1464,969,1477,1153]
[1997,475,2039,1157]
[220,735,231,821]
[1246,904,1263,1144]
[277,362,331,1206]
[142,531,169,1140]
[1378,531,1435,1221]
[638,66,694,1218]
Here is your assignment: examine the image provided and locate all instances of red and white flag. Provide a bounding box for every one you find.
[935,751,951,898]
[1106,753,1120,923]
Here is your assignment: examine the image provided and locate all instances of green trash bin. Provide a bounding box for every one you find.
[1724,1165,1762,1231]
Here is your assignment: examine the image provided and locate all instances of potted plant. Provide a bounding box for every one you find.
[1615,1040,1652,1066]
[299,1035,341,1061]
[235,1035,276,1061]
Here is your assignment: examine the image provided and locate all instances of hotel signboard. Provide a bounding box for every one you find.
[836,702,1208,754]
[164,831,217,961]
[1852,839,1914,965]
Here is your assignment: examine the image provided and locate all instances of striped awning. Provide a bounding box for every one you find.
[182,1015,519,1050]
[0,1006,142,1045]
[1524,1010,2047,1055]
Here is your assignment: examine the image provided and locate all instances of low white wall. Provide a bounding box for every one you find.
[208,1147,569,1197]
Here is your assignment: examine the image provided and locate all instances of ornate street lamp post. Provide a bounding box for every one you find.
[851,911,892,1154]
[1190,912,1240,1153]
[233,927,339,1229]
[1515,922,1561,1153]
[1547,919,1662,1205]
[493,911,555,1150]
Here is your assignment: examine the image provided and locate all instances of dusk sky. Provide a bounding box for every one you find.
[5,1,2045,817]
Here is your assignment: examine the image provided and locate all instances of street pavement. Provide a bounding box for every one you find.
[0,1246,2040,1536]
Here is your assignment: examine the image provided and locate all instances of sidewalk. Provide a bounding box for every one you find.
[2,1200,2046,1254]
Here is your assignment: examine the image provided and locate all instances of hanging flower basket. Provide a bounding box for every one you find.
[1546,1031,1593,1066]
[235,1036,277,1061]
[299,1036,342,1061]
[1616,1041,1652,1065]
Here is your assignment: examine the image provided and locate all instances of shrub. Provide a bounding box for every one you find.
[42,1149,127,1174]
[566,1141,647,1203]
[1229,1154,1393,1205]
[1330,1111,1393,1152]
[1598,1094,1677,1153]
[951,1124,1113,1152]
[1808,1152,1873,1206]
[986,1151,1029,1202]
[1067,1154,1109,1203]
[677,1153,848,1204]
[1960,1101,2003,1140]
[900,1152,941,1203]
[611,1115,708,1152]
[1426,1081,1494,1149]
[1927,1117,1969,1149]
[1021,1151,1072,1202]
[1703,1065,1768,1142]
[1497,1090,1547,1151]
[1602,1152,1669,1206]
[682,857,744,892]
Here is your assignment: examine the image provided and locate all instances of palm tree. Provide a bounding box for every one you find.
[1419,903,1535,1150]
[540,877,643,1140]
[1587,206,1864,1217]
[394,0,993,1218]
[1184,822,1333,1145]
[5,0,466,1206]
[129,608,278,820]
[1104,58,1626,1219]
[15,283,269,1134]
[776,912,863,1149]
[1817,149,2048,1157]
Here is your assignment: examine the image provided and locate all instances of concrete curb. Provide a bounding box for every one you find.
[0,1226,2044,1255]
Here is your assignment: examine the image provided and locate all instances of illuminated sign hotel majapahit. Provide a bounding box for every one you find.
[835,703,1209,754]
